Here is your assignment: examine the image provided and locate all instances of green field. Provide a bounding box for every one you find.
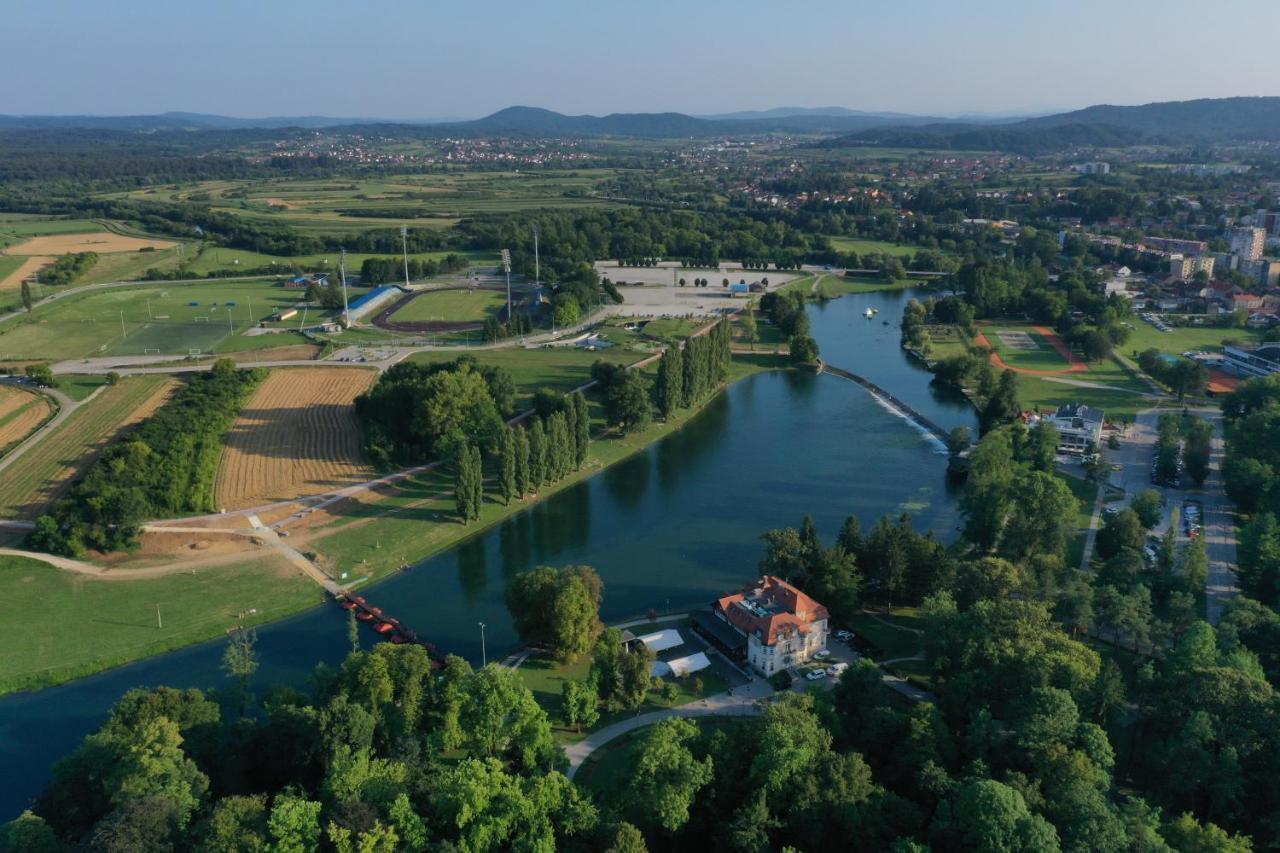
[0,375,174,518]
[980,322,1151,394]
[407,345,641,402]
[79,245,190,285]
[1122,321,1263,358]
[0,554,320,695]
[1061,473,1100,568]
[109,170,627,237]
[825,236,925,258]
[517,644,729,745]
[182,246,497,279]
[390,288,509,323]
[982,325,1076,372]
[0,218,102,242]
[0,255,24,283]
[0,279,342,360]
[1016,375,1146,423]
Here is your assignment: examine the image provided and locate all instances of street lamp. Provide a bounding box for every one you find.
[478,621,487,667]
[500,249,512,328]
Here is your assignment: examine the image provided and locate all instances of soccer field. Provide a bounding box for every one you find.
[0,279,338,360]
[390,288,509,323]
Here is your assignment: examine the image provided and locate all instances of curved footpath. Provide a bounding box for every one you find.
[565,680,773,779]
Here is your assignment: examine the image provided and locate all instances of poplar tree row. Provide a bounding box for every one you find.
[453,441,483,524]
[497,391,591,505]
[655,319,733,419]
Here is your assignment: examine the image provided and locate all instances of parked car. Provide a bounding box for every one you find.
[835,629,853,641]
[805,669,827,681]
[828,662,849,677]
[813,650,831,660]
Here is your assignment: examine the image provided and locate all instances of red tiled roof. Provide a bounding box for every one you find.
[715,575,828,646]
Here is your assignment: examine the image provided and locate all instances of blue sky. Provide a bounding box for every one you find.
[5,0,1278,117]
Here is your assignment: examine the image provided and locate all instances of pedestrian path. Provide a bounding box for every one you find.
[565,679,774,779]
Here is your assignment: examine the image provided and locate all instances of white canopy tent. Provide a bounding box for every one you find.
[637,629,683,653]
[651,652,711,679]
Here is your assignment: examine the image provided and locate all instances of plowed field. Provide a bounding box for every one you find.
[213,368,376,509]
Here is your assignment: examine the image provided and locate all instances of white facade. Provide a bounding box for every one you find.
[746,619,828,676]
[1231,227,1266,263]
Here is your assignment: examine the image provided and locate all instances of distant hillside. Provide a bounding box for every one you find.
[698,106,921,121]
[819,122,1148,154]
[820,96,1280,152]
[1017,96,1280,140]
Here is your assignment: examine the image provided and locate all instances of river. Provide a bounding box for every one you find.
[0,286,976,816]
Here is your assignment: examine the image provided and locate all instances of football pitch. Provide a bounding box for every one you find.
[0,279,339,360]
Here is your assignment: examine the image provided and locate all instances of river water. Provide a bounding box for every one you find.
[0,286,976,816]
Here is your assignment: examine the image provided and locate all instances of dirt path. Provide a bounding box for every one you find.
[0,545,283,580]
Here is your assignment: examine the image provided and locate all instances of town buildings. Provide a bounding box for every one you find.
[1230,227,1267,262]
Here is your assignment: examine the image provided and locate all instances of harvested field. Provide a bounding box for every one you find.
[6,232,176,255]
[0,376,177,518]
[0,256,53,290]
[0,387,53,453]
[214,367,377,509]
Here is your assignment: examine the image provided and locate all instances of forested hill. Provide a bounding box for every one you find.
[1018,96,1280,139]
[819,96,1280,152]
[816,121,1149,155]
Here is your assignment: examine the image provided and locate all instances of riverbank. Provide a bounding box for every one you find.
[0,351,791,695]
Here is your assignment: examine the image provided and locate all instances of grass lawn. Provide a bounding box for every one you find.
[406,346,641,404]
[634,318,703,346]
[0,279,340,360]
[1122,321,1263,358]
[922,324,970,360]
[982,325,1075,372]
[1060,473,1100,568]
[979,321,1149,394]
[1015,375,1146,423]
[57,374,114,401]
[517,645,730,745]
[0,554,321,695]
[181,246,496,278]
[0,256,25,284]
[390,288,508,324]
[824,236,922,258]
[821,274,916,295]
[575,716,746,800]
[844,608,923,661]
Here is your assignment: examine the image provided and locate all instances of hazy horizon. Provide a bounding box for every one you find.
[4,0,1278,118]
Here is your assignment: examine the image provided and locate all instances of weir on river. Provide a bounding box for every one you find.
[816,358,954,445]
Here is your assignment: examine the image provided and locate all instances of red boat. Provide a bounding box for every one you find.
[355,611,375,622]
[374,621,396,634]
[339,599,357,611]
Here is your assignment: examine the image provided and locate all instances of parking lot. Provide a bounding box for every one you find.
[1105,408,1238,621]
[594,263,798,318]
